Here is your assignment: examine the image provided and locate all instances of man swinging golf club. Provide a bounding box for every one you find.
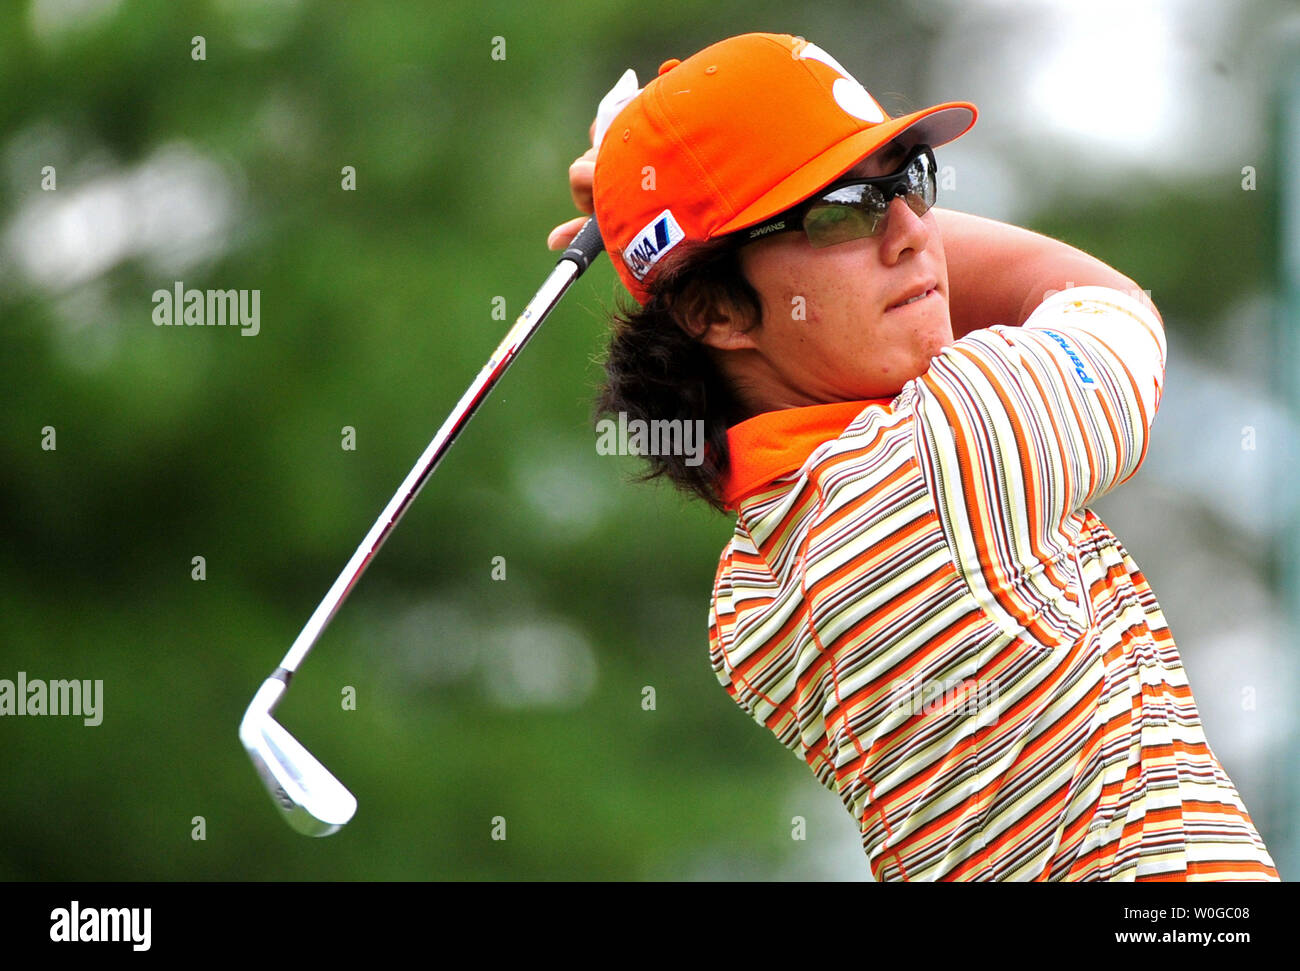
[549,31,1280,881]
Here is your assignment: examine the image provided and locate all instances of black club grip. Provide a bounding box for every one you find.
[560,216,606,274]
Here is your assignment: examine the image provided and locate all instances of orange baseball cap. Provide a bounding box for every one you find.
[592,32,977,304]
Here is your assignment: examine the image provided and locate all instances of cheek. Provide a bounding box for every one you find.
[755,269,825,333]
[783,287,814,328]
[742,252,797,325]
[799,274,873,332]
[743,244,885,341]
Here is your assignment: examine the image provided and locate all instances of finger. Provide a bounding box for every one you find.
[569,154,596,213]
[547,216,588,251]
[588,117,597,144]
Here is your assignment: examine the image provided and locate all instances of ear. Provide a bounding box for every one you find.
[693,318,760,353]
[677,298,761,353]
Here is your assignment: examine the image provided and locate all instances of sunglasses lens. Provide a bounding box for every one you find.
[803,149,937,247]
[805,184,888,248]
[906,151,937,215]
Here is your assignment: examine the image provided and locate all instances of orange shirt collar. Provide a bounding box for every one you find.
[721,399,893,510]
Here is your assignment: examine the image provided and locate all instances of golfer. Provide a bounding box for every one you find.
[549,32,1280,881]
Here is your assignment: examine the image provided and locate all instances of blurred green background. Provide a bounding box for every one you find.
[1,0,1297,880]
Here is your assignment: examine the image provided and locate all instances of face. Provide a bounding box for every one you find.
[724,144,953,410]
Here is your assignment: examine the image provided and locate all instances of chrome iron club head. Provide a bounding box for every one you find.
[239,673,356,837]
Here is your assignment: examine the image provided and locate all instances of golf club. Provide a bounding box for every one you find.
[240,218,606,836]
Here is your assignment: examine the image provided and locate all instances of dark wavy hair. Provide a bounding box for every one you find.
[596,237,762,512]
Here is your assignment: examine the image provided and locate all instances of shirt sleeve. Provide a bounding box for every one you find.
[908,285,1167,646]
[709,532,842,798]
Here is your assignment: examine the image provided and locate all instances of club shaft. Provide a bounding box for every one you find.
[276,251,590,676]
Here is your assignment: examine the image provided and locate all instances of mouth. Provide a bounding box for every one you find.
[886,283,938,312]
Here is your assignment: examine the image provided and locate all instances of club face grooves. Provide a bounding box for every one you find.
[240,676,356,837]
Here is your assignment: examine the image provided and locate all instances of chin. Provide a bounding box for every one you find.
[922,315,957,354]
[904,341,948,386]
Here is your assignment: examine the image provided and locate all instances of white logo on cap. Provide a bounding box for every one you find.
[797,43,885,123]
[624,209,685,281]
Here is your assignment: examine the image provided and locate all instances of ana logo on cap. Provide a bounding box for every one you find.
[624,209,686,281]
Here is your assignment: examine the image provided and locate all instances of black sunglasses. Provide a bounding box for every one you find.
[737,143,938,249]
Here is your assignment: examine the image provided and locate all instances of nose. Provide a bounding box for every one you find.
[879,193,930,265]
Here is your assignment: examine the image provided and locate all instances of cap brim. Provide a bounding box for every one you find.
[715,101,977,236]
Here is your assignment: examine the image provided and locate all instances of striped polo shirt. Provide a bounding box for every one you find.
[707,285,1279,881]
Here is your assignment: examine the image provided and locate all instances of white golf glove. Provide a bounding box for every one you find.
[593,69,641,149]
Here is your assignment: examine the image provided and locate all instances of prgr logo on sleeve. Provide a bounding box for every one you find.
[1041,329,1096,387]
[623,209,684,280]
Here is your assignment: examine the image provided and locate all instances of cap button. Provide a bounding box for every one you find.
[658,58,681,76]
